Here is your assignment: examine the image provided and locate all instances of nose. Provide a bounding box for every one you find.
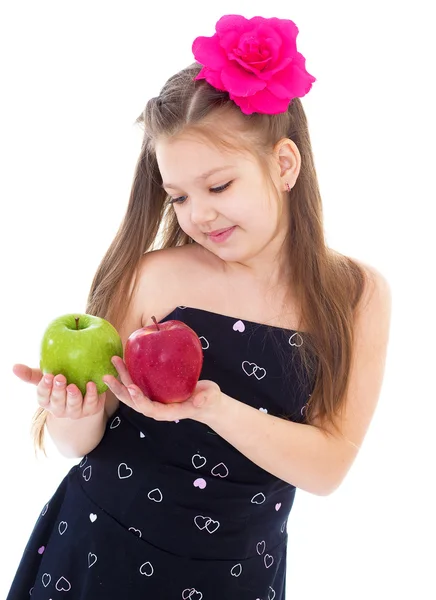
[189,197,217,227]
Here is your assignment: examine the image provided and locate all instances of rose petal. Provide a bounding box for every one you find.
[266,76,293,99]
[257,57,292,80]
[232,54,271,76]
[269,18,299,57]
[229,31,277,75]
[193,14,316,114]
[252,22,283,60]
[192,35,228,71]
[215,14,250,38]
[268,55,316,98]
[231,87,291,115]
[243,18,297,62]
[246,18,299,78]
[221,62,266,96]
[216,15,258,58]
[258,34,281,65]
[195,66,226,91]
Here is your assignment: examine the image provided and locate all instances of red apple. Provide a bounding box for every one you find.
[124,316,204,403]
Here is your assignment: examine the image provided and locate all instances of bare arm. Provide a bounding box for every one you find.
[205,269,392,495]
[17,252,155,458]
[45,389,118,458]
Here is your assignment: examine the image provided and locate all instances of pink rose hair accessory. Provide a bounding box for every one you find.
[192,14,316,115]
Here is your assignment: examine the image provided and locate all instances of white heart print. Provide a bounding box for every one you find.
[82,465,92,481]
[88,552,97,568]
[192,454,207,469]
[110,416,120,429]
[194,515,220,534]
[230,563,242,577]
[182,588,203,600]
[89,513,97,522]
[242,361,267,380]
[268,586,276,600]
[289,332,304,347]
[58,521,68,535]
[139,561,154,577]
[251,492,266,504]
[42,573,51,587]
[147,488,163,502]
[233,320,245,332]
[118,462,133,479]
[199,336,209,350]
[264,554,274,568]
[55,576,71,591]
[211,462,229,478]
[256,540,266,555]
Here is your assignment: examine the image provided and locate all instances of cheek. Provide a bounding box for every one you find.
[175,214,197,237]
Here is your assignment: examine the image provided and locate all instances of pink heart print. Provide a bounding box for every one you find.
[233,320,245,332]
[193,478,207,489]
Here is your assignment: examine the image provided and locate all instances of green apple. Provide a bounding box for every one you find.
[40,313,123,396]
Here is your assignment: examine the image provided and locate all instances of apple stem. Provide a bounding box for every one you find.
[75,317,80,330]
[151,316,160,331]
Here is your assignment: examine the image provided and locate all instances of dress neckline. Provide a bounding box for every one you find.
[160,305,306,335]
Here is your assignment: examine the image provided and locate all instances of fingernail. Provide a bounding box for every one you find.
[44,376,52,385]
[128,387,137,397]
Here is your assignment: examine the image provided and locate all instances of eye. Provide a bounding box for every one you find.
[168,181,233,205]
[211,181,233,194]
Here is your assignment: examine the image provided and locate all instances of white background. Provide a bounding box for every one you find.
[1,1,434,598]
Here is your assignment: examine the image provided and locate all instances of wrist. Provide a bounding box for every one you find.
[199,392,238,428]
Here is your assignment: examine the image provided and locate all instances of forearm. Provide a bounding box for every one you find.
[46,409,108,458]
[206,393,347,496]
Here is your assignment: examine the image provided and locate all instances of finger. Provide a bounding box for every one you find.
[126,385,174,421]
[82,381,104,417]
[36,372,53,409]
[110,356,134,387]
[103,377,138,412]
[49,374,68,416]
[13,364,43,385]
[65,384,84,419]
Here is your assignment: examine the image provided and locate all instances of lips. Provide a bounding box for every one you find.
[207,227,233,236]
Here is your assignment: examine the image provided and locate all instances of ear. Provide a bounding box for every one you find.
[274,138,301,191]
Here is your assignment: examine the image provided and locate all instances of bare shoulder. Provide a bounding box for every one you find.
[309,255,392,482]
[137,243,210,327]
[351,256,392,313]
[105,245,200,419]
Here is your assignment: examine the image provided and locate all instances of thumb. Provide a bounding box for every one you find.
[12,364,42,385]
[193,393,207,407]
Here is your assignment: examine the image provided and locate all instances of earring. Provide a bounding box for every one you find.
[285,182,291,192]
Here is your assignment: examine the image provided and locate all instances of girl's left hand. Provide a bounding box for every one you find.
[102,356,223,425]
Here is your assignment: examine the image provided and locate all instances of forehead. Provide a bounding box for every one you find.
[155,134,253,187]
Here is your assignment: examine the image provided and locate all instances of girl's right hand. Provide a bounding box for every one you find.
[12,364,106,419]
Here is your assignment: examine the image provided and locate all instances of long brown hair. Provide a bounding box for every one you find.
[31,61,368,454]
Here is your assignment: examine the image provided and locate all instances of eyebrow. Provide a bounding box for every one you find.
[161,165,234,189]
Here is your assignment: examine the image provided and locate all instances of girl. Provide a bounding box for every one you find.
[7,14,391,600]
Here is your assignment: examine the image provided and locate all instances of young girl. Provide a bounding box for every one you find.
[7,14,391,600]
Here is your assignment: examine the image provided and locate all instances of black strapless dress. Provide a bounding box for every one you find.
[6,305,315,600]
